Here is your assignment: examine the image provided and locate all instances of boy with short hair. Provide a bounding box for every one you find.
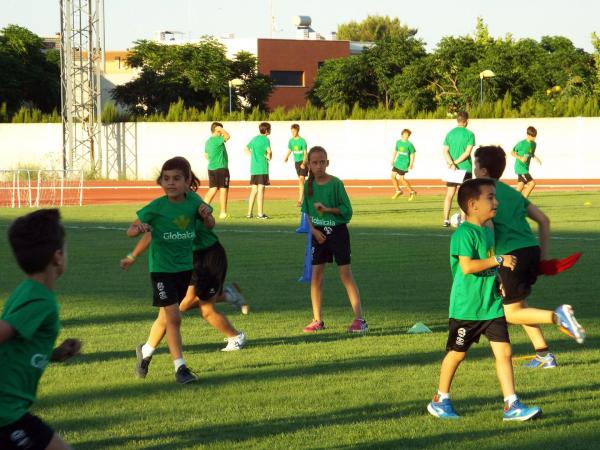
[0,209,81,450]
[512,126,541,198]
[442,111,475,226]
[473,146,585,368]
[428,178,541,421]
[204,122,231,219]
[284,123,308,206]
[246,121,272,219]
[391,128,417,201]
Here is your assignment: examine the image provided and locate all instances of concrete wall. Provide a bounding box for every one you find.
[1,118,599,180]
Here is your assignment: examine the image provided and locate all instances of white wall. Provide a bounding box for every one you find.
[2,118,599,180]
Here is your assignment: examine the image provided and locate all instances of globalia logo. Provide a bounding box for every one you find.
[163,230,195,240]
[30,353,49,369]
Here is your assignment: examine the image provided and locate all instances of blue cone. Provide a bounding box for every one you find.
[298,231,312,283]
[296,212,310,233]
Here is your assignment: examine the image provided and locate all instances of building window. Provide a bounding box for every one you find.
[270,71,304,87]
[317,61,325,70]
[115,56,121,69]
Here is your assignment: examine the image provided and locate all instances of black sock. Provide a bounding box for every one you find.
[535,347,549,357]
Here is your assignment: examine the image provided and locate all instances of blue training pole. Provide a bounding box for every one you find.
[298,230,312,283]
[296,212,310,233]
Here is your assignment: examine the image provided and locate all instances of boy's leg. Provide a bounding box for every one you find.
[247,184,258,216]
[338,264,363,319]
[516,181,525,193]
[297,175,305,205]
[400,175,416,198]
[204,187,218,204]
[489,341,515,399]
[179,285,200,312]
[163,304,183,360]
[522,180,536,198]
[443,186,457,222]
[219,188,229,216]
[46,433,72,450]
[438,350,466,393]
[503,300,554,325]
[198,298,238,337]
[257,184,266,216]
[391,172,403,198]
[147,307,167,348]
[310,264,325,322]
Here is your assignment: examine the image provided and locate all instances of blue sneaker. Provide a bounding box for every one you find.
[503,399,542,421]
[523,353,557,369]
[554,304,586,344]
[427,396,460,419]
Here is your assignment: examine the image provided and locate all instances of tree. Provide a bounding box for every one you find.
[229,51,274,111]
[591,32,600,96]
[337,15,417,41]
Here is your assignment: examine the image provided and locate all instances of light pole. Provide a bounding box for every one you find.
[479,70,495,105]
[228,78,244,113]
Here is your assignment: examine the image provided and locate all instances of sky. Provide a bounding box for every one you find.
[2,0,598,52]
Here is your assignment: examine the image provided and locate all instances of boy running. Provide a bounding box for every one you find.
[428,178,541,421]
[512,126,541,198]
[0,209,81,450]
[391,128,417,201]
[246,122,272,219]
[204,122,231,219]
[284,123,308,206]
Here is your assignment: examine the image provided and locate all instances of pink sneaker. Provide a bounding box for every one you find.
[303,320,325,332]
[348,319,368,333]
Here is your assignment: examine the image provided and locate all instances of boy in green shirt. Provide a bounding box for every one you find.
[0,209,81,450]
[284,123,308,206]
[390,128,417,201]
[512,126,541,198]
[204,122,231,219]
[428,179,541,421]
[442,111,475,227]
[245,122,272,219]
[473,145,585,369]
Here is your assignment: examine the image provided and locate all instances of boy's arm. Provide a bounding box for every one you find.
[527,203,550,259]
[0,320,16,343]
[452,145,473,165]
[443,145,455,167]
[244,146,251,156]
[533,155,542,165]
[120,232,152,270]
[284,149,292,162]
[458,254,516,274]
[391,149,397,166]
[409,152,416,170]
[302,149,308,167]
[266,147,272,161]
[220,128,230,142]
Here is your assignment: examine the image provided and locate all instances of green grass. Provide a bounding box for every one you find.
[1,191,599,449]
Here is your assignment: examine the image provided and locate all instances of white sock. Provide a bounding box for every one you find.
[504,394,518,407]
[437,391,450,401]
[173,358,186,371]
[141,343,155,359]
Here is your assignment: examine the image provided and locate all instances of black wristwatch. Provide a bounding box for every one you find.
[495,256,504,266]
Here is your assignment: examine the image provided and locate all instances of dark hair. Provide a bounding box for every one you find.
[527,126,537,137]
[401,128,411,136]
[457,178,496,213]
[306,146,328,197]
[156,156,200,191]
[291,123,300,131]
[210,122,223,133]
[474,145,506,180]
[8,209,65,274]
[259,122,271,135]
[456,111,469,124]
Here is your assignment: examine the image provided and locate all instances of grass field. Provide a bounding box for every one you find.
[1,191,599,449]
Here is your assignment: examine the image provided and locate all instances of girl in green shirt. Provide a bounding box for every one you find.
[301,146,368,333]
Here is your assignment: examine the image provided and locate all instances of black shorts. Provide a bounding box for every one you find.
[208,168,230,189]
[517,173,533,184]
[446,171,473,187]
[295,161,309,177]
[446,317,510,352]
[497,246,540,304]
[312,223,351,266]
[190,241,227,301]
[150,271,192,307]
[250,174,270,185]
[0,413,54,450]
[392,167,408,176]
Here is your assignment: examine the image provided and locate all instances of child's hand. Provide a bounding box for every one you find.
[501,255,517,271]
[198,204,213,219]
[135,223,151,234]
[312,229,326,244]
[300,163,306,169]
[284,156,289,163]
[120,255,135,270]
[52,338,82,362]
[314,202,328,214]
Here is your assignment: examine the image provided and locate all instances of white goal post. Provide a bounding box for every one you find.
[0,169,83,208]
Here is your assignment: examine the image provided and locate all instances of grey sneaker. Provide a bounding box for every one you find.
[222,331,247,352]
[224,283,249,314]
[135,344,152,378]
[175,365,198,384]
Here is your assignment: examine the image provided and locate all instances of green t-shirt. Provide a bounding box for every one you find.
[513,139,536,175]
[205,135,228,170]
[394,139,416,171]
[247,135,270,175]
[288,137,308,163]
[192,217,219,251]
[449,222,504,320]
[301,176,352,226]
[0,279,60,426]
[443,126,475,172]
[493,180,538,254]
[137,192,204,273]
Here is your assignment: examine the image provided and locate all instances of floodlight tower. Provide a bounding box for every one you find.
[59,0,104,174]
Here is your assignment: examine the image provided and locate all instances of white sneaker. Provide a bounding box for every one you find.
[224,283,249,314]
[222,332,247,352]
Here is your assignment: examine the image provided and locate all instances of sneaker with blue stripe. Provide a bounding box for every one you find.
[554,304,586,344]
[503,399,542,421]
[427,396,460,419]
[523,353,557,369]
